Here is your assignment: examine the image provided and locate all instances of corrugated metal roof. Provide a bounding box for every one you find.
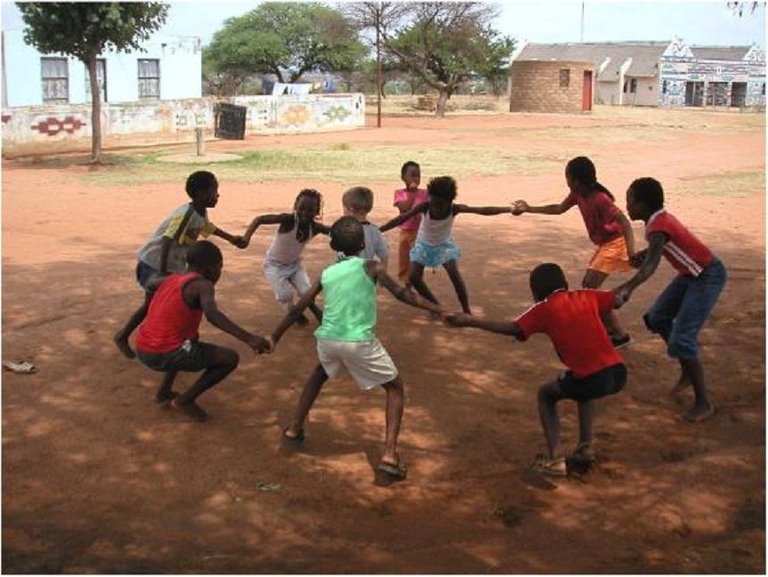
[517,42,668,79]
[690,45,750,61]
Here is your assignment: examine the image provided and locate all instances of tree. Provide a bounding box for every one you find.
[17,2,168,163]
[345,2,514,117]
[204,2,366,90]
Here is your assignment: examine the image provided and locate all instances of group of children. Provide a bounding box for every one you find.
[114,158,726,479]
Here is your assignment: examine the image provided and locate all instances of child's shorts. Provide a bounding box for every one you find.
[316,337,398,390]
[137,340,218,373]
[588,237,633,275]
[410,239,460,268]
[263,259,311,304]
[136,260,160,290]
[558,363,627,403]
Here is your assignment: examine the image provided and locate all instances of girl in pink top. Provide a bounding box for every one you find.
[393,161,429,283]
[513,156,635,348]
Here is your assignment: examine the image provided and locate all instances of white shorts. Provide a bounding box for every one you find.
[263,260,311,306]
[316,338,398,390]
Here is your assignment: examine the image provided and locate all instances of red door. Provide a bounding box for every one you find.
[582,70,593,111]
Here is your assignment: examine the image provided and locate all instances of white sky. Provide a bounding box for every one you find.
[1,0,765,47]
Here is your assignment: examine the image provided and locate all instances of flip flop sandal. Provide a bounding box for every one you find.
[282,426,305,444]
[2,360,37,374]
[530,456,567,477]
[377,461,408,479]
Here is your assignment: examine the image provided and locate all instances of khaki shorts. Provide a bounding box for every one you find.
[588,236,633,274]
[316,338,398,390]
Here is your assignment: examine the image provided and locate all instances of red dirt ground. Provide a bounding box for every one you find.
[2,110,765,573]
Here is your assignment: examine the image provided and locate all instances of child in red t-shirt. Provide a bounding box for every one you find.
[615,177,726,423]
[512,156,635,348]
[446,263,627,477]
[135,241,270,422]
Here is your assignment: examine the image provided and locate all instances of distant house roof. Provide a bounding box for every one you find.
[690,45,751,61]
[516,42,670,80]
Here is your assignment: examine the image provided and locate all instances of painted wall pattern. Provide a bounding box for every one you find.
[2,93,365,157]
[658,43,765,108]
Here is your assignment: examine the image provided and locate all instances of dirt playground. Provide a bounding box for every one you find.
[2,108,765,573]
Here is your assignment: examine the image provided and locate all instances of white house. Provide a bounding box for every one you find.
[1,29,202,107]
[512,39,766,108]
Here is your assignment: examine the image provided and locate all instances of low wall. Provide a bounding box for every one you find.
[1,93,366,158]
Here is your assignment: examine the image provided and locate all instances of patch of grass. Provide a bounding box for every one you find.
[80,145,567,187]
[678,170,765,197]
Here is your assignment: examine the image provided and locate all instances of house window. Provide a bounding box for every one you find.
[41,57,69,103]
[559,69,570,88]
[623,78,637,94]
[138,59,160,99]
[763,83,766,96]
[85,59,107,103]
[662,80,668,95]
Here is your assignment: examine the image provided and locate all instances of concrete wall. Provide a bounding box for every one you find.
[621,76,659,106]
[2,30,201,107]
[1,93,366,157]
[509,60,593,113]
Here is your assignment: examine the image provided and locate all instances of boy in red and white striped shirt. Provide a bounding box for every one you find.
[615,177,727,423]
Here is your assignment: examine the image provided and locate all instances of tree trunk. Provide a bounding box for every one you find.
[435,89,448,117]
[86,55,102,163]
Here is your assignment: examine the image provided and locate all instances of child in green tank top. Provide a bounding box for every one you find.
[268,216,443,480]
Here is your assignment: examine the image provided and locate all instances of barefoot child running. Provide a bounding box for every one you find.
[513,156,635,347]
[393,161,428,283]
[269,216,443,479]
[446,263,627,477]
[114,171,245,358]
[342,186,389,268]
[615,177,726,423]
[135,241,270,422]
[380,175,512,314]
[242,188,330,325]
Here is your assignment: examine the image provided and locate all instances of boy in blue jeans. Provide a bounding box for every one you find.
[268,216,442,479]
[615,177,727,422]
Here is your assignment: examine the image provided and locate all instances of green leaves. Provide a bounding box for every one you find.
[203,2,366,87]
[17,2,168,61]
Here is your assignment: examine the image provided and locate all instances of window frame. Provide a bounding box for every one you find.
[41,57,69,104]
[137,58,161,100]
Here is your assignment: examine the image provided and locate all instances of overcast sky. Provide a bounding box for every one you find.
[1,0,765,47]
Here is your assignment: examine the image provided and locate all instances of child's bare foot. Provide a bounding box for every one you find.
[670,374,692,396]
[155,390,179,406]
[114,334,135,359]
[681,401,716,423]
[171,398,208,422]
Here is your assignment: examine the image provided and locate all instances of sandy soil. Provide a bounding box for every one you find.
[2,110,765,573]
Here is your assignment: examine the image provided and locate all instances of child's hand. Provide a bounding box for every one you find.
[444,312,469,327]
[614,287,631,309]
[629,249,647,268]
[231,235,248,249]
[248,335,272,354]
[511,200,527,215]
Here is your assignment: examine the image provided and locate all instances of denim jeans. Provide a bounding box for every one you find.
[643,258,726,359]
